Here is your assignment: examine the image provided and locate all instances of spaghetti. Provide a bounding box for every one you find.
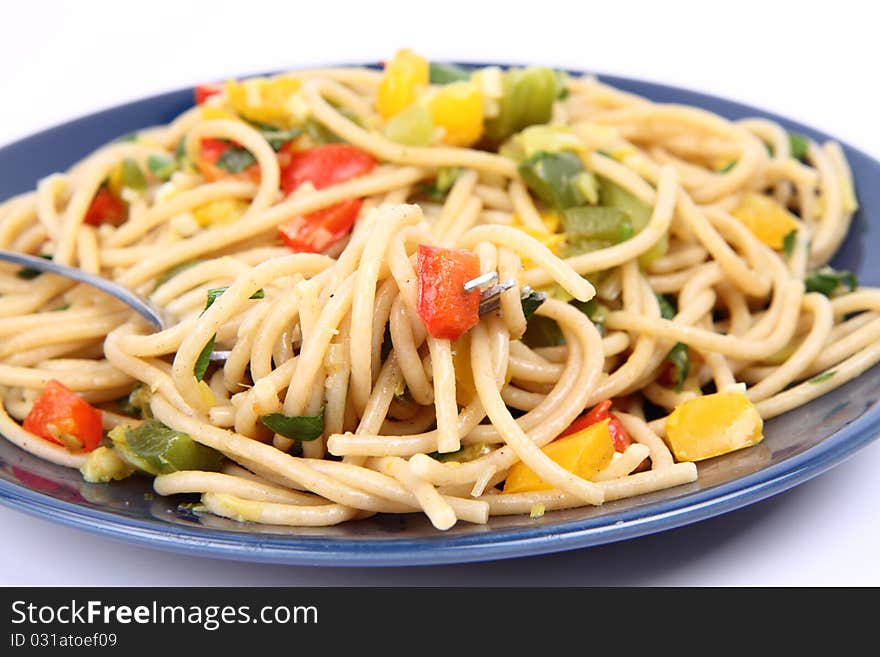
[0,52,874,530]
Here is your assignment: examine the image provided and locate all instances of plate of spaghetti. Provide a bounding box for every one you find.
[0,51,878,565]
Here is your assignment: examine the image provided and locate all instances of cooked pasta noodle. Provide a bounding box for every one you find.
[0,54,873,531]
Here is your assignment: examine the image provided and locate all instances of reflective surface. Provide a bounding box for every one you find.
[0,67,878,565]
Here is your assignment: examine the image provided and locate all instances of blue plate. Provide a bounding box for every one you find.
[1,66,878,566]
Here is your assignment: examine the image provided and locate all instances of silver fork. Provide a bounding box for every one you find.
[0,251,540,360]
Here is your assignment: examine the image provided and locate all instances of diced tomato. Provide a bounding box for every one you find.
[560,400,612,438]
[416,245,481,341]
[560,399,634,453]
[278,198,363,253]
[607,416,633,453]
[195,83,224,105]
[279,144,376,195]
[22,380,103,453]
[197,138,260,183]
[83,187,127,226]
[277,144,377,252]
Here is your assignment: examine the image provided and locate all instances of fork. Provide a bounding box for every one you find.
[0,251,540,360]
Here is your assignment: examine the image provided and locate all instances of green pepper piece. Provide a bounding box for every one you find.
[120,158,147,190]
[429,62,471,85]
[384,104,434,146]
[561,206,634,243]
[260,411,324,441]
[484,67,561,144]
[518,151,595,210]
[598,176,668,266]
[110,420,224,475]
[805,267,857,297]
[147,154,177,182]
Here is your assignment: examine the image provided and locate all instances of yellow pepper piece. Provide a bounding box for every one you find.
[192,199,249,227]
[201,106,240,122]
[426,81,484,147]
[225,76,301,128]
[452,335,510,405]
[503,418,615,493]
[665,391,763,462]
[511,212,565,266]
[376,49,429,119]
[731,193,800,250]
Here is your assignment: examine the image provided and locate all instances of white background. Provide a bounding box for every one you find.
[1,0,878,585]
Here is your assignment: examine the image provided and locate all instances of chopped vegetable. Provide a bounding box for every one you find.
[384,103,434,146]
[279,143,376,196]
[717,160,737,173]
[598,177,667,266]
[731,192,800,250]
[502,418,615,493]
[416,245,481,341]
[789,132,809,161]
[83,187,127,226]
[429,62,472,85]
[562,206,633,246]
[559,399,633,452]
[147,154,177,181]
[254,125,303,151]
[192,199,250,227]
[376,49,429,119]
[664,391,763,462]
[426,81,484,146]
[117,383,153,419]
[419,166,462,201]
[805,266,857,297]
[109,419,224,475]
[278,198,364,253]
[205,286,265,310]
[656,293,677,320]
[808,371,836,384]
[197,138,260,183]
[518,151,598,210]
[529,503,546,519]
[483,66,564,144]
[108,158,147,193]
[194,83,224,105]
[503,124,584,161]
[260,411,324,441]
[80,446,135,483]
[193,336,215,382]
[23,380,103,453]
[666,342,691,392]
[225,75,302,127]
[782,229,797,257]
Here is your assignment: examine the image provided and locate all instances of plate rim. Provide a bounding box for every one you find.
[1,64,878,566]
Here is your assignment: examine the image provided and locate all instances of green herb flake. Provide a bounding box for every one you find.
[193,335,215,381]
[215,143,256,173]
[782,229,797,257]
[667,342,691,392]
[789,132,809,161]
[805,267,857,297]
[656,293,677,320]
[808,370,836,384]
[16,254,52,279]
[260,411,324,442]
[205,287,265,311]
[718,160,737,174]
